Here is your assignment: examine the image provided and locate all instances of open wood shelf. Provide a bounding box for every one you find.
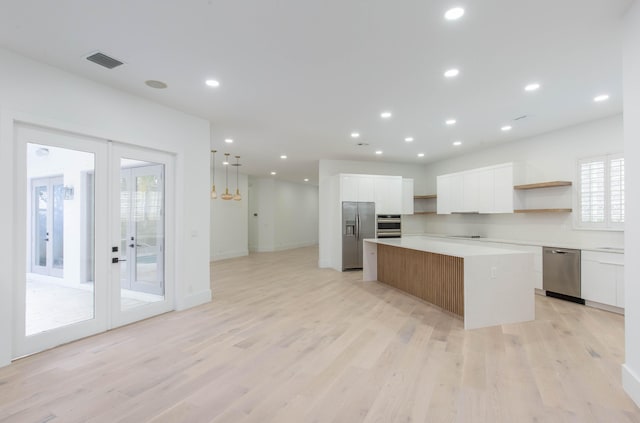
[414,194,437,199]
[513,181,572,190]
[414,211,437,215]
[514,208,573,213]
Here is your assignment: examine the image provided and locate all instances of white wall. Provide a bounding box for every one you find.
[274,179,319,250]
[210,168,249,261]
[623,0,640,407]
[420,115,624,248]
[248,177,319,252]
[318,159,426,268]
[0,48,211,367]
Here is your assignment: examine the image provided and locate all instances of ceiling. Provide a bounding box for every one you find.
[0,0,631,184]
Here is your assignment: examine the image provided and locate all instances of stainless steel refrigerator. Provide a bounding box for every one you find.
[342,201,375,270]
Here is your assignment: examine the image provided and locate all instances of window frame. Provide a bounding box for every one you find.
[575,153,624,231]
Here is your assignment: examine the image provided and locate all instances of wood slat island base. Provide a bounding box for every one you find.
[377,244,464,317]
[363,236,536,329]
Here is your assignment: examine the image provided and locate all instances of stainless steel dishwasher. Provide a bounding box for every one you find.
[543,247,584,304]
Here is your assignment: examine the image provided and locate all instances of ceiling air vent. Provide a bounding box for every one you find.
[86,52,124,69]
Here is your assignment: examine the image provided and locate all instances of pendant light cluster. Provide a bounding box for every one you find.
[211,150,242,201]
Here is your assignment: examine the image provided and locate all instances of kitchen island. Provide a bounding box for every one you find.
[363,236,535,329]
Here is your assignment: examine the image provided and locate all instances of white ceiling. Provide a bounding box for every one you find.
[0,0,631,184]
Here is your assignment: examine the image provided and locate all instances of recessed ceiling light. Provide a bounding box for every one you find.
[445,119,457,125]
[380,111,392,119]
[145,80,167,89]
[405,137,414,142]
[444,7,465,21]
[304,178,309,182]
[453,141,462,146]
[280,155,287,159]
[418,153,425,157]
[375,150,383,155]
[501,125,512,131]
[524,83,541,92]
[205,79,220,87]
[224,138,233,144]
[351,132,360,138]
[444,68,460,78]
[594,94,610,102]
[270,171,277,175]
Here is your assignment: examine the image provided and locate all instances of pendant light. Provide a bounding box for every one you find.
[233,156,242,201]
[210,150,217,199]
[221,153,234,200]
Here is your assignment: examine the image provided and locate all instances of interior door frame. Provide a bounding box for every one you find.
[109,143,175,329]
[13,123,110,359]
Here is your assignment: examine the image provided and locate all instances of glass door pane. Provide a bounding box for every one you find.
[119,161,165,311]
[51,180,65,273]
[33,183,48,271]
[26,143,95,335]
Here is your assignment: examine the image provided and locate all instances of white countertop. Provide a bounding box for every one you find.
[364,236,529,258]
[402,233,624,254]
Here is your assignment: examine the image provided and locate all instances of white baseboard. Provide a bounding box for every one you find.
[210,250,249,261]
[176,289,211,311]
[623,364,640,407]
[251,242,318,253]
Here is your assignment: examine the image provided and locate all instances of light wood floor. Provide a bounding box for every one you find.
[1,246,639,422]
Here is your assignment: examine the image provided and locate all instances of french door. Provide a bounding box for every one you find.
[14,124,174,358]
[31,176,65,278]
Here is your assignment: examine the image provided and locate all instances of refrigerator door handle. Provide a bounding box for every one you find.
[355,213,360,240]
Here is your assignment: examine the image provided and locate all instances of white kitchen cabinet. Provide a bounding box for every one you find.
[449,173,464,213]
[581,251,624,308]
[401,178,414,215]
[437,163,514,214]
[477,168,494,213]
[493,164,514,213]
[375,176,402,214]
[340,174,375,202]
[437,175,452,214]
[462,171,480,212]
[358,176,375,202]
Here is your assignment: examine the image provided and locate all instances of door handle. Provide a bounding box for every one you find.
[129,243,135,248]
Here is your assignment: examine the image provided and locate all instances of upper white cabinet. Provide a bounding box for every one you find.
[581,250,624,308]
[374,175,403,214]
[339,174,404,214]
[401,179,414,215]
[436,163,514,214]
[340,174,375,202]
[462,172,480,212]
[437,174,452,214]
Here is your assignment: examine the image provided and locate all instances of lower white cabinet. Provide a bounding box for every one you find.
[581,251,624,308]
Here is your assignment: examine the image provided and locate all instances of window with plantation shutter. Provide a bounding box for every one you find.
[578,154,624,230]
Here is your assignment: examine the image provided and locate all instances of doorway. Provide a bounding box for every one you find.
[14,124,175,358]
[30,175,65,278]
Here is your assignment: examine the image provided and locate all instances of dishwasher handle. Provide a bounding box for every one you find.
[546,249,578,255]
